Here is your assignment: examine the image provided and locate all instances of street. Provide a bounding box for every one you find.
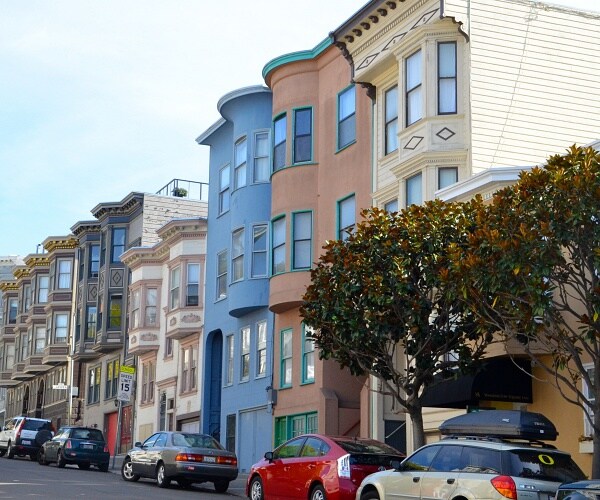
[0,455,247,499]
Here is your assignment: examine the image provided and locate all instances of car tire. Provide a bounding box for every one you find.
[310,484,326,500]
[214,480,229,494]
[6,441,15,459]
[121,457,140,482]
[361,491,380,500]
[57,449,66,468]
[0,449,5,457]
[156,463,171,488]
[249,476,264,500]
[78,463,90,470]
[38,449,49,466]
[99,463,109,472]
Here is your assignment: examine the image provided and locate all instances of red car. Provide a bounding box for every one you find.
[246,433,404,500]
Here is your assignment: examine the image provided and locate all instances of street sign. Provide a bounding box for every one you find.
[53,383,68,390]
[117,365,135,402]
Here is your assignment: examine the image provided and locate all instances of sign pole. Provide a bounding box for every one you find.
[112,400,123,471]
[112,365,134,470]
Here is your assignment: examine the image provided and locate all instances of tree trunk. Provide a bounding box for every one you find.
[408,403,425,451]
[592,411,600,479]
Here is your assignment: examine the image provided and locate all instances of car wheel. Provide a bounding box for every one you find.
[0,449,5,457]
[177,479,192,489]
[121,457,140,482]
[249,476,264,500]
[38,449,48,466]
[310,484,326,500]
[214,479,229,493]
[360,491,380,500]
[57,449,66,468]
[6,441,15,459]
[156,463,171,488]
[78,463,90,470]
[99,463,109,472]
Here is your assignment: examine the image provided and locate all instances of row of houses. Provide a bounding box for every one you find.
[1,0,599,475]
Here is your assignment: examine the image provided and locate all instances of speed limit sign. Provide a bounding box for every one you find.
[117,365,135,402]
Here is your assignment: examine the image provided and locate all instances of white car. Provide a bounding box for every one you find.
[0,416,53,460]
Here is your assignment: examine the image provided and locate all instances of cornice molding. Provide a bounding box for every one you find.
[24,254,50,268]
[0,280,18,292]
[42,235,79,252]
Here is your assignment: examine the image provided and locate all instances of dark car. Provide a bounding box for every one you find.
[555,481,600,500]
[0,416,53,460]
[38,426,110,471]
[121,431,238,493]
[246,434,404,500]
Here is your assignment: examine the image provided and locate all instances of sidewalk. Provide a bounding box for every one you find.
[109,455,249,496]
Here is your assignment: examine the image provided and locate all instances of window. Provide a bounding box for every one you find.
[23,284,31,312]
[240,326,250,381]
[281,329,293,388]
[86,306,97,339]
[385,86,399,154]
[338,195,356,241]
[141,360,155,403]
[273,114,287,171]
[438,42,457,114]
[87,366,101,404]
[145,288,157,326]
[181,345,198,393]
[216,250,228,300]
[219,165,230,214]
[100,232,106,267]
[170,267,180,309]
[293,108,312,163]
[111,228,126,263]
[108,294,122,329]
[254,132,270,182]
[8,298,17,324]
[186,263,200,306]
[274,412,318,446]
[338,86,356,149]
[226,414,236,453]
[21,332,29,360]
[225,335,234,386]
[438,167,458,189]
[232,228,245,282]
[89,244,100,278]
[272,217,286,275]
[131,289,140,329]
[105,359,119,399]
[34,325,45,354]
[37,276,49,303]
[57,259,72,289]
[54,313,68,343]
[5,344,14,369]
[256,320,267,377]
[583,364,595,437]
[165,337,173,357]
[251,224,267,278]
[292,211,312,270]
[302,325,315,383]
[406,50,422,126]
[406,173,423,206]
[234,137,247,189]
[384,199,399,213]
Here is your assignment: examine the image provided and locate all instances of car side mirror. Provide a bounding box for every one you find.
[265,451,274,463]
[134,441,142,448]
[390,459,403,471]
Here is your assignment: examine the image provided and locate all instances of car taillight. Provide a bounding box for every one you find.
[65,439,73,449]
[217,456,237,466]
[103,445,109,453]
[15,419,25,441]
[176,453,203,462]
[491,475,517,500]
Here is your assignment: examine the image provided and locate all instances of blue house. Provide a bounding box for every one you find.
[196,86,274,472]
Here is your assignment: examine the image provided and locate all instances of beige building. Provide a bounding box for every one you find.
[121,217,207,442]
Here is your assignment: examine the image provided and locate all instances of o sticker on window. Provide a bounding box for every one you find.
[538,454,554,465]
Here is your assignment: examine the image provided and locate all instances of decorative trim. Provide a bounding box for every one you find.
[436,127,456,141]
[404,136,424,150]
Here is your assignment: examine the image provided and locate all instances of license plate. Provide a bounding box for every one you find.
[203,456,216,463]
[82,444,94,450]
[21,440,31,445]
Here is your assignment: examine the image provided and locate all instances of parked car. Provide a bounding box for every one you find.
[121,431,238,492]
[246,434,404,500]
[38,426,110,471]
[0,416,53,460]
[555,480,600,500]
[357,410,586,500]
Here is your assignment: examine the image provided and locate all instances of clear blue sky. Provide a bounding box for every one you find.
[0,0,596,257]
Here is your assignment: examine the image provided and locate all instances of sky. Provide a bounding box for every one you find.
[0,0,598,257]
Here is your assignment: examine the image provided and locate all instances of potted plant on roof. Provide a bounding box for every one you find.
[172,187,188,198]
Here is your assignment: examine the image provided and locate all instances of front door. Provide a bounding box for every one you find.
[105,411,118,456]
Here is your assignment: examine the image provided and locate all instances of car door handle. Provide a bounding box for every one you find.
[447,478,455,484]
[413,477,421,483]
[308,464,316,469]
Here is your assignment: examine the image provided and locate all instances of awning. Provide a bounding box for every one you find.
[421,358,532,409]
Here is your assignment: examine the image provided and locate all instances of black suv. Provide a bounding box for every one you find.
[0,417,53,460]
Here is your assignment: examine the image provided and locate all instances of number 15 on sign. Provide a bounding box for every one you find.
[118,365,135,402]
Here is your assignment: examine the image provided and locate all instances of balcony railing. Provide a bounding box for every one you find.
[155,179,209,202]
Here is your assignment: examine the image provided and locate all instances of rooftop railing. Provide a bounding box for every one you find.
[156,179,209,201]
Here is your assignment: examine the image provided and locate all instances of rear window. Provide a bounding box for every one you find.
[22,419,51,431]
[71,429,104,442]
[507,450,586,483]
[172,433,224,450]
[333,438,401,456]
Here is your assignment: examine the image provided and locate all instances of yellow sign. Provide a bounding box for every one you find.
[120,365,135,375]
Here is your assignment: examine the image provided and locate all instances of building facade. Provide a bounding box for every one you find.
[196,86,275,472]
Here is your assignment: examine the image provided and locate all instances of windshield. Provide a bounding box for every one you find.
[508,450,586,483]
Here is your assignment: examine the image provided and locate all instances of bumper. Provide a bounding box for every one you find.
[63,449,110,465]
[166,461,238,482]
[12,441,41,456]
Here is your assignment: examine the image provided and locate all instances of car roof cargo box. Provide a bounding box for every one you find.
[439,410,558,441]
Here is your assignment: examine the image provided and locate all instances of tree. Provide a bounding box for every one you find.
[457,145,600,476]
[300,199,494,449]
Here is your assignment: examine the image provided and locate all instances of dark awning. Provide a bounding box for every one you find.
[421,358,532,409]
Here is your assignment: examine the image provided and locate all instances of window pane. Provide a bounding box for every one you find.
[254,133,270,182]
[406,173,422,206]
[407,86,422,126]
[439,79,457,114]
[406,50,422,90]
[252,225,267,278]
[235,138,247,188]
[338,196,356,240]
[439,167,458,189]
[273,116,287,170]
[294,108,312,163]
[272,218,286,274]
[439,42,456,77]
[406,50,422,125]
[339,86,355,120]
[385,199,399,213]
[338,114,356,149]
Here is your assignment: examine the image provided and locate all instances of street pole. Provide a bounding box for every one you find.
[112,399,123,470]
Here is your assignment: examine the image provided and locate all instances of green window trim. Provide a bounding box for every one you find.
[291,210,313,271]
[301,324,315,384]
[274,411,318,446]
[336,193,356,241]
[336,85,356,152]
[271,215,286,276]
[272,113,287,172]
[280,328,293,389]
[292,107,314,165]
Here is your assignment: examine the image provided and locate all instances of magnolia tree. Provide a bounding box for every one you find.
[455,145,600,476]
[301,199,495,449]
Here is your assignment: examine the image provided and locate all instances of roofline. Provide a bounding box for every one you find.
[262,37,331,82]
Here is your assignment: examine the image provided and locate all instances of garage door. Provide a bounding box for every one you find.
[238,408,271,473]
